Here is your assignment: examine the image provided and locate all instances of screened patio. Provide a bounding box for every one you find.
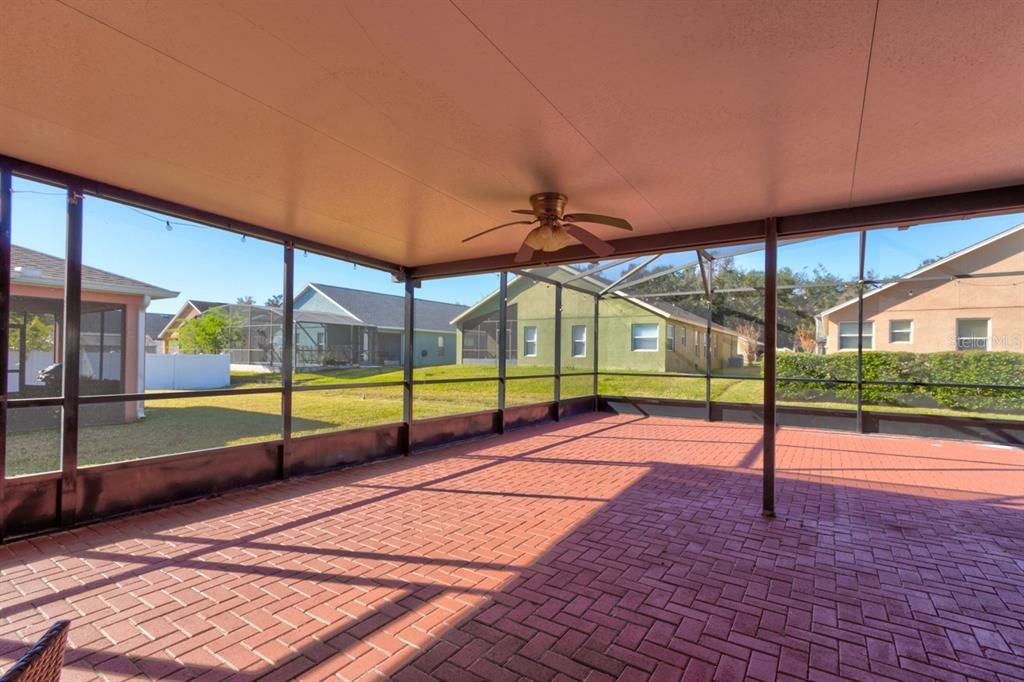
[1,1,1023,680]
[1,161,1020,605]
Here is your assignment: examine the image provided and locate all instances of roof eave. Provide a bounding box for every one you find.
[12,275,178,300]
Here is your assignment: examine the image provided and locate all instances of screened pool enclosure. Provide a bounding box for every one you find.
[0,158,1022,541]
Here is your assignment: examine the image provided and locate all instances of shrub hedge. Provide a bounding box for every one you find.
[771,351,1024,414]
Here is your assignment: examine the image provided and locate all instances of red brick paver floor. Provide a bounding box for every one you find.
[1,414,1023,680]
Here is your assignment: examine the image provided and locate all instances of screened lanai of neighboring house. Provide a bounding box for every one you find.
[1,2,1023,681]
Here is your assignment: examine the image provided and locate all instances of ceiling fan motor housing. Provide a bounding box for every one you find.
[529,192,568,219]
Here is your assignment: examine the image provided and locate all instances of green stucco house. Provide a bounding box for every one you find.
[453,266,746,373]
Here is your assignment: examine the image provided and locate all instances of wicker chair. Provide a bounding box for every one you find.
[0,621,70,682]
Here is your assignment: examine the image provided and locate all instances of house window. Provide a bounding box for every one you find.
[838,321,873,350]
[631,324,659,351]
[571,325,586,357]
[679,326,687,347]
[956,318,989,350]
[437,335,445,353]
[524,326,537,357]
[889,320,913,344]
[666,325,675,351]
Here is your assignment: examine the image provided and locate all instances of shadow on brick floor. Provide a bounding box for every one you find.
[1,414,1022,680]
[386,462,1024,681]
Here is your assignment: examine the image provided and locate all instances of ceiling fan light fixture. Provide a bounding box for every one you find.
[524,223,576,252]
[523,225,547,250]
[547,225,577,251]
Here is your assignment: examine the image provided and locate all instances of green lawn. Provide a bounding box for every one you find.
[5,363,1020,478]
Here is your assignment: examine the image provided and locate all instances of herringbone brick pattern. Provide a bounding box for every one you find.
[1,414,1022,681]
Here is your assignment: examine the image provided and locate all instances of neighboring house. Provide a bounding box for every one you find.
[293,284,467,368]
[816,224,1024,354]
[159,301,285,370]
[8,245,177,422]
[157,300,228,355]
[453,266,746,372]
[158,286,468,370]
[144,312,173,354]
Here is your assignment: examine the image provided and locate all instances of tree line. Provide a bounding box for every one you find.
[625,257,864,356]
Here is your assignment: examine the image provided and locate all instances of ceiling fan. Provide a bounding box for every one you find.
[462,192,633,263]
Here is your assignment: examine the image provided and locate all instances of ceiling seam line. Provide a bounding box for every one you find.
[447,0,672,228]
[848,0,881,205]
[52,0,496,224]
[332,2,531,196]
[230,0,527,202]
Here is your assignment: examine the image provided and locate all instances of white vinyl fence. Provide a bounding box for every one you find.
[6,350,55,393]
[145,353,230,390]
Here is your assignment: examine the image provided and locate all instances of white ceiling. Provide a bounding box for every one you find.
[1,0,1022,269]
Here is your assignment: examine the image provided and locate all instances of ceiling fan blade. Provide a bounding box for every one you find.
[510,209,541,216]
[513,242,536,263]
[563,213,633,231]
[563,223,615,257]
[462,220,534,243]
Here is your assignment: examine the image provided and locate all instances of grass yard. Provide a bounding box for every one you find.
[5,363,1021,478]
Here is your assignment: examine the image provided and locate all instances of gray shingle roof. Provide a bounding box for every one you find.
[145,312,174,339]
[12,245,177,298]
[310,284,467,332]
[188,300,228,313]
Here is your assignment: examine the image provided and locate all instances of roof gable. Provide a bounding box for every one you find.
[157,299,228,339]
[294,285,363,324]
[818,222,1024,319]
[189,300,228,313]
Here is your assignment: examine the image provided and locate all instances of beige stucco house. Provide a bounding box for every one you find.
[816,224,1024,354]
[9,245,177,424]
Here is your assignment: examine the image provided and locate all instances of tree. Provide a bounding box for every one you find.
[177,309,241,355]
[622,257,860,350]
[734,321,761,363]
[236,296,256,305]
[793,325,818,353]
[24,316,55,352]
[265,294,284,307]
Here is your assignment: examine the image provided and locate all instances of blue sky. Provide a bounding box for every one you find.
[10,176,1022,314]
